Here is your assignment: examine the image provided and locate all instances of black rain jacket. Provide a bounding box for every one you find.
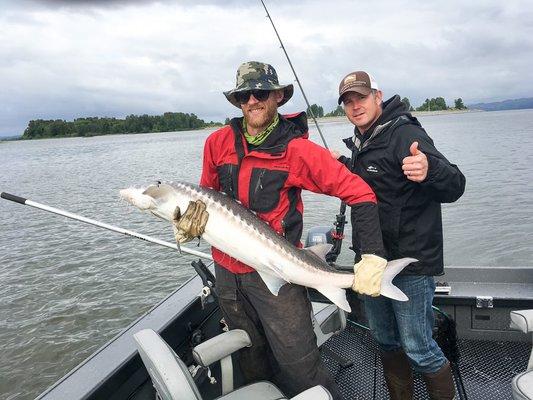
[339,95,466,275]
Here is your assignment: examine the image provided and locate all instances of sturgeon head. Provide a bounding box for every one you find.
[120,182,194,224]
[121,181,413,312]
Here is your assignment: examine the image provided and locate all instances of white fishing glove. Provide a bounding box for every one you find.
[352,254,388,297]
[172,200,209,243]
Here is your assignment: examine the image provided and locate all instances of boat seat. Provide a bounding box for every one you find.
[133,328,332,400]
[510,310,533,400]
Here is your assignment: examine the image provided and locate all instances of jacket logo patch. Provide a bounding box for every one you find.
[367,165,379,173]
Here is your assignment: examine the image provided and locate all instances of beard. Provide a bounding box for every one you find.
[242,99,278,134]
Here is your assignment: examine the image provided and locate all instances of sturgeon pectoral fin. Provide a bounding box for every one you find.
[257,271,286,296]
[304,244,334,261]
[379,257,418,302]
[316,286,351,312]
[262,260,289,283]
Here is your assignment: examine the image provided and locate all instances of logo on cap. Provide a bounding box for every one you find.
[337,70,378,104]
[343,75,358,85]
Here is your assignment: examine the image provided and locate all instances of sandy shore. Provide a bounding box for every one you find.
[411,109,481,117]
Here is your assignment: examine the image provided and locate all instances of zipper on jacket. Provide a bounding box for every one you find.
[253,169,266,199]
[227,164,236,199]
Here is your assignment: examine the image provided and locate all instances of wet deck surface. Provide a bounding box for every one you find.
[321,323,531,400]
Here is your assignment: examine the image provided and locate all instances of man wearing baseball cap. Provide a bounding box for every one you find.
[333,71,466,399]
[196,62,394,399]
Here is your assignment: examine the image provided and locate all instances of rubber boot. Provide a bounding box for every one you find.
[422,361,456,400]
[380,350,414,400]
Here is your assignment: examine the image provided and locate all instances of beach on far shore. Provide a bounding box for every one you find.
[313,108,482,124]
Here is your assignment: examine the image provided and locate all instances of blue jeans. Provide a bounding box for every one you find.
[364,275,447,374]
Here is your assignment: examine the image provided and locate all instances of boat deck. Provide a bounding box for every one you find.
[321,322,530,400]
[34,267,533,400]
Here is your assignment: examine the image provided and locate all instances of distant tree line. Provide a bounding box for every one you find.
[303,96,467,118]
[305,104,345,117]
[22,112,222,139]
[407,97,467,111]
[401,97,414,111]
[306,104,324,118]
[325,105,345,117]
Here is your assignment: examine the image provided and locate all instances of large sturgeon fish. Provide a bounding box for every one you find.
[120,181,414,312]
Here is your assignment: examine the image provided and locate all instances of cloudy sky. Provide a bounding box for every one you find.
[1,0,532,137]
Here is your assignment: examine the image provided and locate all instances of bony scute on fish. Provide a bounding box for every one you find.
[121,180,414,312]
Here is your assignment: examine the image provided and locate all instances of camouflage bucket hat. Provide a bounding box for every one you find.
[224,61,294,108]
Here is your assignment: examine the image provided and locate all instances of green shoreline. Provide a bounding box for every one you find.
[0,109,483,141]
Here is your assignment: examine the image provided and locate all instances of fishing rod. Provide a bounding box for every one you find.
[0,191,213,261]
[260,0,350,261]
[259,0,328,149]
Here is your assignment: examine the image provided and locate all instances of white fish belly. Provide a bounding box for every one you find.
[203,208,354,289]
[202,210,280,273]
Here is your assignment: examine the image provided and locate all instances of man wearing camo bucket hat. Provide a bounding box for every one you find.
[195,61,392,399]
[223,61,294,108]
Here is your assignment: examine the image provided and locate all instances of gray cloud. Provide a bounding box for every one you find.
[12,0,256,10]
[1,0,532,136]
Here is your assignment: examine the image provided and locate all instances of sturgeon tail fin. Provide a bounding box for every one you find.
[379,257,418,301]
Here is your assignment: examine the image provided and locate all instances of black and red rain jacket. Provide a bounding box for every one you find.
[200,112,384,274]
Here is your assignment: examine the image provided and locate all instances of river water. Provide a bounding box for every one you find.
[1,109,532,399]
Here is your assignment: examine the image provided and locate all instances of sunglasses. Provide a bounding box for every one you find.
[234,89,272,104]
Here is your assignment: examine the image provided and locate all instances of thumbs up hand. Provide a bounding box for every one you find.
[402,141,428,182]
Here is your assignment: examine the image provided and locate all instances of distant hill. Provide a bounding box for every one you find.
[468,97,533,111]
